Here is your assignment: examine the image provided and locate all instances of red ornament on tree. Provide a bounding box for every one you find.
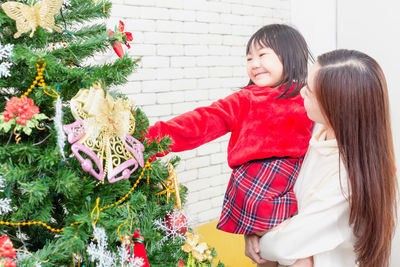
[126,230,150,267]
[108,20,133,58]
[165,209,188,235]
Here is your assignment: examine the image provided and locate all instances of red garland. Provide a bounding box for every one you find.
[108,20,133,58]
[2,96,39,125]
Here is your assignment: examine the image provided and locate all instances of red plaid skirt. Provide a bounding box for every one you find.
[217,157,303,234]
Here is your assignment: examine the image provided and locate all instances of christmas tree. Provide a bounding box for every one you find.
[0,0,223,266]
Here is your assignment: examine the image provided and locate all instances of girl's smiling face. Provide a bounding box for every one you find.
[246,43,284,87]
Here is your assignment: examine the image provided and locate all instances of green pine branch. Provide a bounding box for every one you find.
[0,0,220,265]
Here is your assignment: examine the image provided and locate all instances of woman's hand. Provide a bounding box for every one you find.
[244,234,269,264]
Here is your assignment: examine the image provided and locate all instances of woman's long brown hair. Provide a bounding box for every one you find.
[314,49,397,267]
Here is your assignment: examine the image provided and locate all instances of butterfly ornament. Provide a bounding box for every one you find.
[1,0,63,38]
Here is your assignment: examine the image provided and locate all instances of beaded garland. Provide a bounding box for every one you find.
[21,58,46,99]
[0,161,152,233]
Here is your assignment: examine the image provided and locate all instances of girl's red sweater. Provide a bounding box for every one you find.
[146,84,312,168]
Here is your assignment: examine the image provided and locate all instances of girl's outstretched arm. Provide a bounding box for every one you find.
[146,91,241,153]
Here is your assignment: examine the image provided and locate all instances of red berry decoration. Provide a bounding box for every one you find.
[2,96,39,125]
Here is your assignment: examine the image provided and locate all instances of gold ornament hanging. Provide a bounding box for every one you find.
[181,232,213,262]
[64,82,145,183]
[155,163,182,209]
[1,0,63,38]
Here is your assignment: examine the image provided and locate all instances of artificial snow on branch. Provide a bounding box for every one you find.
[0,43,13,78]
[0,62,12,78]
[153,209,188,247]
[0,43,13,60]
[87,225,144,267]
[0,174,12,216]
[54,96,66,159]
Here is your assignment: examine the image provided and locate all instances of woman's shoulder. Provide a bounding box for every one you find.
[300,128,350,199]
[308,152,350,201]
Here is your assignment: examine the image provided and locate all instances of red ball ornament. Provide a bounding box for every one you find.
[165,210,188,235]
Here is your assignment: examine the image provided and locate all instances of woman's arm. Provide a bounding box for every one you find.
[244,234,270,265]
[289,257,313,267]
[244,235,313,267]
[258,174,350,265]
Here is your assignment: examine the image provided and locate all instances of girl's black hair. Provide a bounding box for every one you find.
[246,24,313,99]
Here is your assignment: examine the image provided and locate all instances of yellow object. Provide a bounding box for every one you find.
[70,82,138,181]
[21,58,46,99]
[196,220,255,267]
[1,0,63,38]
[182,232,213,262]
[155,163,182,209]
[99,160,151,211]
[168,162,182,209]
[90,197,101,226]
[0,220,78,233]
[117,202,135,243]
[15,249,49,264]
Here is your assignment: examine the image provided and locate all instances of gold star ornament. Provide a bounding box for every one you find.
[155,163,182,209]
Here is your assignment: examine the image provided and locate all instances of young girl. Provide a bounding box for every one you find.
[146,24,313,235]
[245,49,398,267]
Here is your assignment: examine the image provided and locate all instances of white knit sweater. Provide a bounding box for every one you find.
[259,124,357,266]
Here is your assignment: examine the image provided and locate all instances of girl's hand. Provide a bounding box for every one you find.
[244,234,269,264]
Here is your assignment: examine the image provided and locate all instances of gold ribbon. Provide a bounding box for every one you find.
[71,82,134,140]
[15,249,50,264]
[91,198,100,226]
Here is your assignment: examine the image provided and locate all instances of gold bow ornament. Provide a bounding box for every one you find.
[63,82,145,183]
[181,232,213,263]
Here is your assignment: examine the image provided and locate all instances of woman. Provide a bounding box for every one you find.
[245,49,398,267]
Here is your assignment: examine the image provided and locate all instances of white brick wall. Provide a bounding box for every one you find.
[110,0,291,226]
